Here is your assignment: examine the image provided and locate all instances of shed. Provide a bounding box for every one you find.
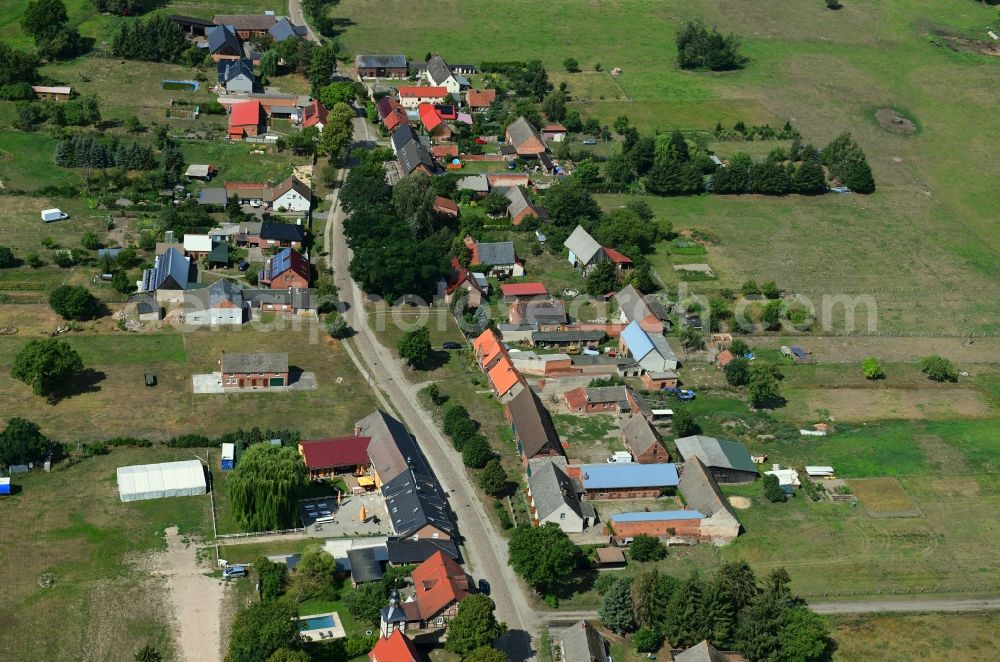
[347,546,385,584]
[595,546,626,568]
[221,443,236,470]
[116,460,207,502]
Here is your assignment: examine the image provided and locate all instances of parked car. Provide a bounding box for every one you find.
[223,565,248,579]
[442,342,462,350]
[478,579,491,595]
[249,200,262,208]
[581,138,597,145]
[237,260,250,272]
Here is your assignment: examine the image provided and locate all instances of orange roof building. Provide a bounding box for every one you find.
[418,103,452,139]
[488,356,524,401]
[401,551,470,624]
[473,328,505,371]
[717,350,736,369]
[369,630,420,662]
[466,88,497,110]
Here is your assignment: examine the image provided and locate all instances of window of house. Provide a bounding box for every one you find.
[559,513,565,519]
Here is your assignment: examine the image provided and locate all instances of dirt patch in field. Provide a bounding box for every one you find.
[750,336,1000,364]
[849,477,920,517]
[875,108,916,134]
[729,496,752,510]
[791,387,991,421]
[148,526,228,662]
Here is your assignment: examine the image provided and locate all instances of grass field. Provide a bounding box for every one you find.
[0,446,213,661]
[0,325,378,441]
[335,0,1000,335]
[849,477,920,515]
[829,612,1000,661]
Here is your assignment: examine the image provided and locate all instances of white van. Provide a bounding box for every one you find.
[41,208,69,222]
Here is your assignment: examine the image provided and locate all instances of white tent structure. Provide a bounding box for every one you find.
[117,460,207,502]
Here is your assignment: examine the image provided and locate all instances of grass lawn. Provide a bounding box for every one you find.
[829,612,1000,662]
[0,445,212,661]
[0,325,378,441]
[552,413,623,464]
[181,141,302,185]
[216,538,318,564]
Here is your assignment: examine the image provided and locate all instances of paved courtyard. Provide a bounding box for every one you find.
[299,491,391,538]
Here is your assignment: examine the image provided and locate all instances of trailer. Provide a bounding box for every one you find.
[221,442,235,470]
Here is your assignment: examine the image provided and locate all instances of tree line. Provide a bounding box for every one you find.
[15,95,101,131]
[676,20,748,71]
[598,561,832,661]
[55,134,157,170]
[111,15,192,63]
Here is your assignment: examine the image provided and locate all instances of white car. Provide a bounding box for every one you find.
[249,200,262,208]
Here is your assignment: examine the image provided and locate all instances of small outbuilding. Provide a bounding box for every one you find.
[116,460,207,502]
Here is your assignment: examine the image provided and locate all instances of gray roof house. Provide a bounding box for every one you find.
[198,188,229,206]
[678,457,741,542]
[527,459,593,533]
[475,241,517,267]
[206,24,242,57]
[675,435,757,484]
[221,352,288,375]
[397,140,433,175]
[620,320,678,372]
[424,54,465,93]
[268,17,306,41]
[456,174,490,194]
[564,225,607,273]
[558,621,608,662]
[183,279,245,326]
[141,247,191,292]
[621,415,669,464]
[217,58,256,94]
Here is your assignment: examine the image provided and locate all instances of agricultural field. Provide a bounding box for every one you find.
[829,612,1000,661]
[336,0,1000,336]
[0,445,213,662]
[0,324,378,441]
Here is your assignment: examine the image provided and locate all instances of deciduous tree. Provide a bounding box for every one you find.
[0,417,53,466]
[628,534,666,562]
[397,327,432,368]
[444,595,507,655]
[11,339,83,397]
[508,523,579,598]
[227,444,309,531]
[920,355,958,382]
[478,459,510,497]
[228,600,303,662]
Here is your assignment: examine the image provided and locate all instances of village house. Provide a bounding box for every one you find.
[541,123,568,142]
[466,88,496,111]
[431,144,460,160]
[673,641,748,662]
[271,176,312,212]
[32,85,71,101]
[369,630,420,662]
[183,279,245,326]
[224,181,269,206]
[141,247,192,299]
[464,237,525,278]
[300,99,328,131]
[502,186,542,225]
[473,328,506,372]
[564,225,608,275]
[509,299,567,327]
[252,221,306,249]
[616,284,670,334]
[228,100,266,140]
[675,435,758,484]
[487,355,525,402]
[244,287,316,315]
[432,196,460,219]
[390,125,433,176]
[268,16,306,41]
[620,320,680,386]
[212,13,278,39]
[418,103,453,140]
[206,24,243,61]
[376,97,409,132]
[527,458,593,533]
[220,352,289,389]
[217,58,257,94]
[381,551,469,633]
[501,282,548,302]
[355,54,409,79]
[621,415,669,464]
[558,621,608,662]
[505,116,547,157]
[424,55,468,95]
[716,350,736,370]
[506,387,564,468]
[575,463,679,499]
[442,257,485,308]
[607,510,705,543]
[397,86,448,110]
[563,385,641,415]
[182,233,214,258]
[297,435,372,480]
[259,248,310,290]
[358,410,454,539]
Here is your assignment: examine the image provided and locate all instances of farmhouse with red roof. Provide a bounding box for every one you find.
[228,100,265,140]
[297,436,372,479]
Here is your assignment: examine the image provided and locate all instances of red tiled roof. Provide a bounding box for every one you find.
[229,100,263,127]
[717,350,735,367]
[225,181,267,191]
[384,109,408,132]
[542,124,567,133]
[563,386,587,411]
[488,356,523,398]
[398,86,447,99]
[604,247,632,264]
[369,630,419,662]
[445,256,475,295]
[487,174,530,188]
[466,88,496,108]
[434,196,460,215]
[264,248,310,282]
[302,99,328,129]
[431,144,459,158]
[418,103,445,132]
[408,551,470,620]
[298,436,371,469]
[501,283,548,297]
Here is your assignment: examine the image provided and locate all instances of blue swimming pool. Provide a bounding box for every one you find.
[299,614,335,631]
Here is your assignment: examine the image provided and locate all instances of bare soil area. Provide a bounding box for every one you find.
[151,526,228,662]
[875,108,916,134]
[729,496,752,510]
[790,386,991,421]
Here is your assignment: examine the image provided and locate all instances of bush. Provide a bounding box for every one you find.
[675,20,747,71]
[49,285,101,320]
[741,279,760,296]
[634,626,665,654]
[494,500,513,529]
[763,474,785,503]
[628,534,666,561]
[0,246,15,268]
[672,408,699,437]
[862,356,884,380]
[761,281,781,299]
[920,355,958,382]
